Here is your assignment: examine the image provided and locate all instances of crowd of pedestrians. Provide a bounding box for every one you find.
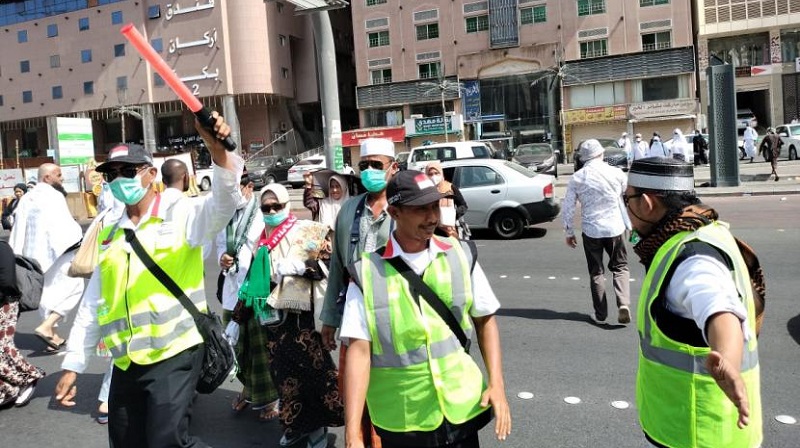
[0,113,767,448]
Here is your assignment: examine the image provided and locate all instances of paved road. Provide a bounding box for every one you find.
[1,196,797,447]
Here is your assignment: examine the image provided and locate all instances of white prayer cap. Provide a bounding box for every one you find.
[360,138,395,158]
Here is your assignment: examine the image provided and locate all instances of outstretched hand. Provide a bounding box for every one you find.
[706,350,750,428]
[480,384,511,441]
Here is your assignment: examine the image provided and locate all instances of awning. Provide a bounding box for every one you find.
[628,114,696,123]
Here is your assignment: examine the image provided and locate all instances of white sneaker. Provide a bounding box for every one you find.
[618,306,631,324]
[14,381,36,407]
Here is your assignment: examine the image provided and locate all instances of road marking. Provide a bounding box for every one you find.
[517,392,534,400]
[629,278,636,282]
[610,400,630,409]
[499,275,507,278]
[775,415,796,425]
[563,396,581,404]
[523,275,530,279]
[548,276,556,280]
[571,277,580,281]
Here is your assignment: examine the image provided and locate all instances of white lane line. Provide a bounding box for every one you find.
[523,275,530,279]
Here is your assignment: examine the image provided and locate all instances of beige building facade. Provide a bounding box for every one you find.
[0,0,357,163]
[350,0,698,159]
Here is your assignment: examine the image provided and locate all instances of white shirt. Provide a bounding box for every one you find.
[62,159,244,374]
[633,141,648,160]
[340,234,500,342]
[743,127,758,142]
[562,159,630,239]
[665,255,750,344]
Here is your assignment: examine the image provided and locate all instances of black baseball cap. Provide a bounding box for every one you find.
[96,144,154,173]
[387,170,450,206]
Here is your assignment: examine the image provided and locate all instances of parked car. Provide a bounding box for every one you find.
[774,124,800,160]
[408,141,493,171]
[512,143,558,177]
[440,159,560,239]
[736,108,757,131]
[396,151,410,170]
[573,139,627,171]
[195,167,213,191]
[245,155,297,188]
[287,156,326,188]
[664,134,705,165]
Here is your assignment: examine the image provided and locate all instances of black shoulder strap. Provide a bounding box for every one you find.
[123,228,202,321]
[382,252,471,353]
[463,239,478,273]
[348,195,368,260]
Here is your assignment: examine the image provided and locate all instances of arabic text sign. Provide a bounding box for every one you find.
[0,169,24,197]
[57,117,95,165]
[463,80,481,122]
[564,106,627,125]
[628,99,696,120]
[341,127,405,146]
[413,116,453,135]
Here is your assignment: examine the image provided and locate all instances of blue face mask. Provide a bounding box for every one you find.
[110,174,148,205]
[360,169,387,193]
[263,209,289,227]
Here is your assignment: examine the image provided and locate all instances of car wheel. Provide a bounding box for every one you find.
[265,175,276,185]
[200,177,211,191]
[790,146,798,160]
[491,210,525,239]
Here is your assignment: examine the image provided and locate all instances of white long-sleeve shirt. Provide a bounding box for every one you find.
[62,158,243,374]
[562,158,630,239]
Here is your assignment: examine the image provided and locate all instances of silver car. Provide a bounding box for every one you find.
[440,159,560,239]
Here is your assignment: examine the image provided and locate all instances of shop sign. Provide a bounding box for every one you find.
[628,99,696,120]
[563,105,627,125]
[463,80,482,122]
[341,126,406,147]
[750,65,773,76]
[414,116,452,135]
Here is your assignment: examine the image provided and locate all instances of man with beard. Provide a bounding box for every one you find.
[624,157,764,448]
[10,163,84,353]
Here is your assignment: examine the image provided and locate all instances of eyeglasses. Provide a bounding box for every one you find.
[622,192,644,206]
[102,165,148,182]
[260,203,286,213]
[358,160,386,171]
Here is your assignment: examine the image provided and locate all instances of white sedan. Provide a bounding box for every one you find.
[440,159,560,239]
[287,156,326,188]
[774,124,800,160]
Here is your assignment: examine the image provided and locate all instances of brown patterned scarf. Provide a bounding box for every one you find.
[633,204,766,334]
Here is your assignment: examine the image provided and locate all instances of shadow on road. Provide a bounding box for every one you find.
[787,313,800,346]
[495,308,626,330]
[470,227,548,241]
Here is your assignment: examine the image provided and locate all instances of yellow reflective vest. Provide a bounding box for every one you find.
[352,236,486,433]
[96,212,206,371]
[637,221,762,448]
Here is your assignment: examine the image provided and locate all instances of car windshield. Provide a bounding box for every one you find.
[790,126,800,136]
[515,144,551,156]
[596,138,620,148]
[396,153,409,163]
[296,158,324,166]
[503,161,536,178]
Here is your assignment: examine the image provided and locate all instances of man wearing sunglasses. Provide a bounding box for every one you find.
[624,157,763,448]
[55,112,244,447]
[320,137,398,447]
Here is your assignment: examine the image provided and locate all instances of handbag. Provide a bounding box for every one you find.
[68,208,111,278]
[123,228,236,394]
[15,254,44,312]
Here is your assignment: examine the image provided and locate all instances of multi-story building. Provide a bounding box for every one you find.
[0,0,357,163]
[349,0,698,159]
[696,0,800,132]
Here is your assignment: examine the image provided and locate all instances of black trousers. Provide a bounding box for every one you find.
[382,432,480,448]
[108,345,208,448]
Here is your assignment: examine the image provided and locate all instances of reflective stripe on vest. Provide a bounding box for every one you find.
[96,216,206,370]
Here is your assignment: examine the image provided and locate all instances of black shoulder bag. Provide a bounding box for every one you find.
[381,240,478,353]
[124,229,235,394]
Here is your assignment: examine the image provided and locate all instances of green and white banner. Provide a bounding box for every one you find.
[56,117,94,165]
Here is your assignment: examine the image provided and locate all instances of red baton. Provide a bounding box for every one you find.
[120,23,236,151]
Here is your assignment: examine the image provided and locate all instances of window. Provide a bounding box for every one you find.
[642,76,680,102]
[111,11,123,25]
[147,5,161,19]
[151,38,163,53]
[17,30,27,43]
[52,86,63,99]
[154,73,165,86]
[370,68,392,84]
[81,49,92,63]
[471,145,491,158]
[465,15,489,33]
[410,101,453,116]
[520,5,546,24]
[114,44,125,57]
[366,0,387,5]
[279,34,287,46]
[22,91,32,103]
[577,0,606,16]
[456,166,503,188]
[416,23,439,41]
[281,67,289,79]
[20,60,30,73]
[642,31,671,51]
[84,81,94,95]
[47,23,58,37]
[50,55,60,68]
[0,95,3,106]
[418,61,441,79]
[640,0,669,6]
[569,81,626,108]
[368,31,390,47]
[79,17,89,31]
[117,76,127,90]
[580,39,608,58]
[365,108,403,127]
[276,2,284,13]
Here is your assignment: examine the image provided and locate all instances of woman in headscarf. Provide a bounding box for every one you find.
[1,183,27,230]
[670,129,688,162]
[237,183,343,447]
[425,161,468,238]
[303,172,350,228]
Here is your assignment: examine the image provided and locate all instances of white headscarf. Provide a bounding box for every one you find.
[318,174,349,228]
[671,129,687,155]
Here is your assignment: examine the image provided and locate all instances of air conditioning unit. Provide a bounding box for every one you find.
[410,114,423,119]
[279,121,289,131]
[273,132,287,142]
[445,111,456,116]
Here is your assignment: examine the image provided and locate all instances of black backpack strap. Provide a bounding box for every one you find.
[383,254,471,353]
[123,228,202,321]
[463,239,478,273]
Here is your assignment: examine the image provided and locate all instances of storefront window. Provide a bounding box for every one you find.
[708,33,769,67]
[365,108,404,127]
[781,29,800,63]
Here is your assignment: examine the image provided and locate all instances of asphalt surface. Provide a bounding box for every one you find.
[1,166,798,447]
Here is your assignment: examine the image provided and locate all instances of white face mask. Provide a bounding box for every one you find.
[430,174,443,185]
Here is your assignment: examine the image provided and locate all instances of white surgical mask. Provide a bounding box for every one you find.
[430,175,443,185]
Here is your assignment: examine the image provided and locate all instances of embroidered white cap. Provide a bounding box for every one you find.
[360,138,395,158]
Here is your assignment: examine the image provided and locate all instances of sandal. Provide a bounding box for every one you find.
[231,393,250,413]
[257,399,280,422]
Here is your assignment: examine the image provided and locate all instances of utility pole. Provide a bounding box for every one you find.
[115,88,143,145]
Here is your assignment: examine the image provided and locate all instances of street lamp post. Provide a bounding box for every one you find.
[422,76,463,143]
[115,88,143,144]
